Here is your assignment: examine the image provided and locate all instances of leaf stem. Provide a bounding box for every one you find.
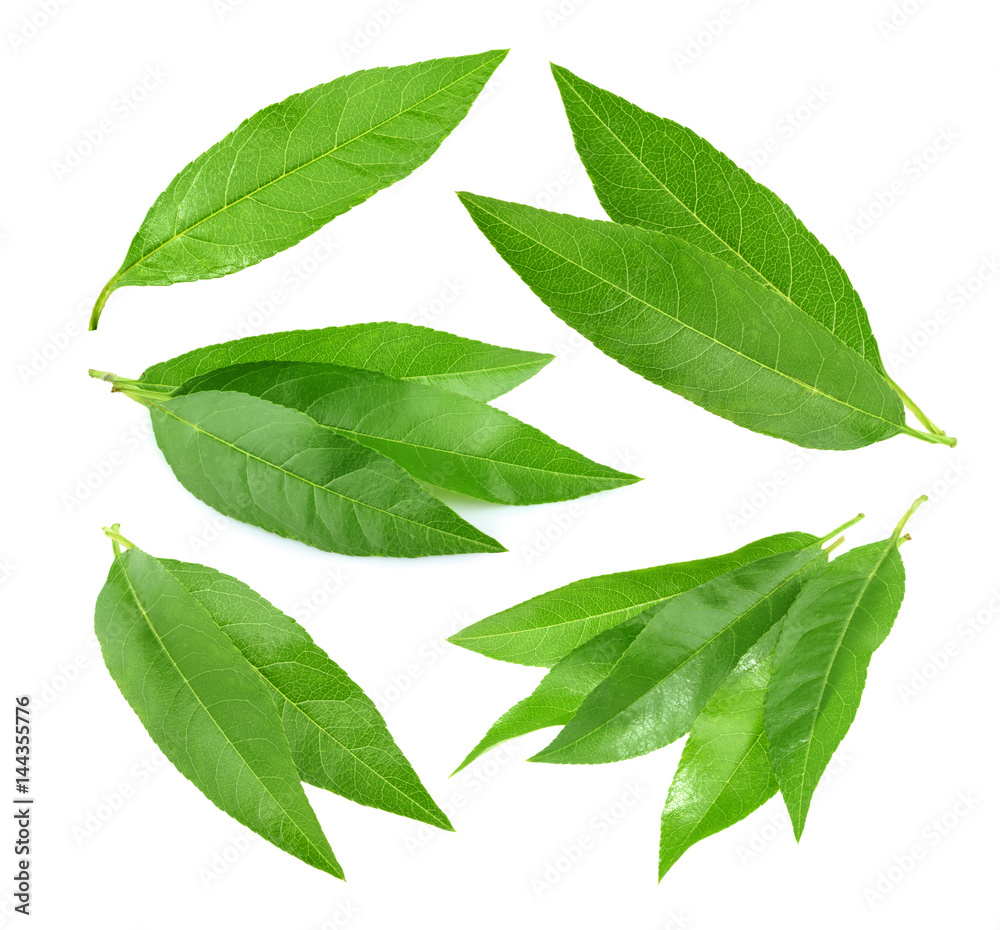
[891,495,927,545]
[103,524,137,554]
[898,424,957,448]
[886,375,950,438]
[818,513,865,545]
[823,535,847,556]
[89,278,117,331]
[89,369,172,404]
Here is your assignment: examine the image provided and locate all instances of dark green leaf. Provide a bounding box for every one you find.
[173,361,638,505]
[659,626,780,878]
[454,611,653,774]
[763,500,918,839]
[159,557,452,830]
[91,51,507,327]
[142,389,504,557]
[448,531,820,667]
[139,323,552,402]
[550,64,885,372]
[458,193,945,450]
[94,537,342,877]
[532,545,829,764]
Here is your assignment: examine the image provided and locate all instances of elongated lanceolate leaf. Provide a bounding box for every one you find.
[763,500,919,839]
[449,531,820,667]
[140,389,503,557]
[159,557,452,830]
[91,50,508,327]
[533,546,829,764]
[658,626,780,878]
[139,323,553,402]
[550,65,885,373]
[94,536,342,877]
[458,194,934,450]
[173,361,638,505]
[454,611,653,774]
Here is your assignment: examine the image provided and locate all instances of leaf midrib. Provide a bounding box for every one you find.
[112,54,502,287]
[114,549,337,872]
[472,198,903,434]
[149,397,492,549]
[544,551,822,757]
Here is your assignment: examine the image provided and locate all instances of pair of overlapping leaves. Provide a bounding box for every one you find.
[95,526,453,878]
[460,66,954,450]
[92,322,638,557]
[450,500,922,877]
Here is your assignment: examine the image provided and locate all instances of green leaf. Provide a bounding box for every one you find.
[138,323,553,402]
[138,388,504,557]
[550,64,885,373]
[458,193,955,449]
[173,361,638,505]
[763,499,919,839]
[94,533,342,877]
[532,545,830,765]
[454,610,653,774]
[90,50,508,328]
[658,625,780,878]
[158,557,452,830]
[448,531,820,668]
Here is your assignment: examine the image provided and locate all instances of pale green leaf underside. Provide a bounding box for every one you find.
[659,625,779,878]
[764,538,906,839]
[459,193,907,451]
[449,531,819,667]
[533,546,828,764]
[175,361,638,505]
[139,323,553,402]
[159,558,452,830]
[94,546,342,877]
[93,51,507,325]
[455,611,653,774]
[146,390,503,557]
[551,64,885,373]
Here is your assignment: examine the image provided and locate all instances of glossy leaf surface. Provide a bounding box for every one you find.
[144,390,503,557]
[449,532,819,667]
[94,540,342,877]
[160,557,452,829]
[92,51,507,326]
[532,546,828,764]
[659,626,779,877]
[174,361,638,505]
[459,193,915,450]
[139,323,552,402]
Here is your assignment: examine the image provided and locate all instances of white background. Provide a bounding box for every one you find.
[2,0,997,926]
